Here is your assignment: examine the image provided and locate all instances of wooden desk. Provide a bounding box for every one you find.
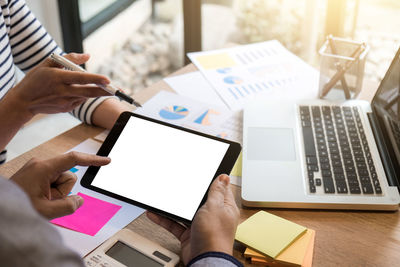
[1,64,399,267]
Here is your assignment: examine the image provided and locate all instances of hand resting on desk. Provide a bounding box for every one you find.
[10,152,110,220]
[147,174,240,265]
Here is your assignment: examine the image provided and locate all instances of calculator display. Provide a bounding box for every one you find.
[106,241,163,267]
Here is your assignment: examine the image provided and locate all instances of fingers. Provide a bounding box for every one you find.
[69,98,87,110]
[44,152,111,178]
[65,84,110,98]
[63,53,91,65]
[55,68,110,86]
[146,211,188,241]
[50,171,77,199]
[206,174,231,207]
[44,53,91,68]
[42,195,84,219]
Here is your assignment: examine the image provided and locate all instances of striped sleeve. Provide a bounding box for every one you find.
[71,96,119,125]
[3,0,117,125]
[5,0,62,72]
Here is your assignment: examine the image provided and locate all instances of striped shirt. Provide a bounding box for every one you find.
[0,0,113,124]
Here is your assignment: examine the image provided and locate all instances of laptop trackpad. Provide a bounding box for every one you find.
[247,128,296,161]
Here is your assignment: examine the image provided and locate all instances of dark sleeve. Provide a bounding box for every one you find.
[187,252,244,267]
[0,177,84,267]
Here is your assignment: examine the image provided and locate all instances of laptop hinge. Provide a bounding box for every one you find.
[367,112,399,188]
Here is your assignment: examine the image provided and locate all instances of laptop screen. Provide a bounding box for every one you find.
[372,47,400,170]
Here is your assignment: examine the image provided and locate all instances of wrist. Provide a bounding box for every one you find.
[191,238,233,260]
[2,87,34,123]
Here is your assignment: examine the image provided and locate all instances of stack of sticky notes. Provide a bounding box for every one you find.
[235,211,315,267]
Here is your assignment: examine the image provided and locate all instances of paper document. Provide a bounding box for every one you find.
[134,91,243,185]
[188,40,319,110]
[52,139,145,256]
[94,130,109,142]
[164,71,227,108]
[134,91,242,144]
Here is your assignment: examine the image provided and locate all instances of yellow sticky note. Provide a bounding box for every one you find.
[235,211,307,259]
[230,152,242,177]
[195,53,237,70]
[301,229,315,267]
[245,229,315,267]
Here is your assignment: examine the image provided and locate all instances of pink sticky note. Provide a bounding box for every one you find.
[51,192,122,236]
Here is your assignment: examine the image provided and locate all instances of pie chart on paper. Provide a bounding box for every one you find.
[224,76,243,85]
[159,105,189,120]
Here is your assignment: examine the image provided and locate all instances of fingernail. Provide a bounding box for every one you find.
[101,79,110,85]
[219,174,230,186]
[75,195,84,207]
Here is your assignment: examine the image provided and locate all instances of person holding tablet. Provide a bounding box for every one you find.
[0,152,243,267]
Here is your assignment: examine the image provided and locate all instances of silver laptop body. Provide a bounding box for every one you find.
[242,49,400,211]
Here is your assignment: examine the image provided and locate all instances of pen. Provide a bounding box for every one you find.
[50,53,142,107]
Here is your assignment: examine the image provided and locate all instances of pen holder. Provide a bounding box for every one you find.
[318,36,369,100]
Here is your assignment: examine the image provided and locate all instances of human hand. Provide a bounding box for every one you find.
[10,152,111,219]
[147,174,240,265]
[4,53,111,121]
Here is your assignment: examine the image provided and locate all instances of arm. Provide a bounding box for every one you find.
[147,175,243,267]
[90,97,133,129]
[7,0,63,72]
[0,53,110,151]
[0,88,32,152]
[4,0,127,129]
[0,177,84,267]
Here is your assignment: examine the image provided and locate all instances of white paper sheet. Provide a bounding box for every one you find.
[94,130,110,143]
[164,71,227,108]
[188,40,319,110]
[134,91,242,144]
[52,139,145,256]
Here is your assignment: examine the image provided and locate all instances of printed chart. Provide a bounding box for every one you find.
[135,91,242,144]
[159,105,189,120]
[194,109,220,125]
[188,40,319,110]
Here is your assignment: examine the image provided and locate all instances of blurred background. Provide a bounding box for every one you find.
[28,0,400,94]
[8,0,399,160]
[31,0,400,93]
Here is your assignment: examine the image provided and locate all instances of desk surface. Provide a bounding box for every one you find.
[1,64,399,267]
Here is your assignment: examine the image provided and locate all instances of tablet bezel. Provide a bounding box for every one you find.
[81,111,241,225]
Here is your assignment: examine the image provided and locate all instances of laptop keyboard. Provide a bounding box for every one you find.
[300,105,382,195]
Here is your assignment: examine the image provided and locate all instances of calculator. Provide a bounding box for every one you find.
[84,229,180,267]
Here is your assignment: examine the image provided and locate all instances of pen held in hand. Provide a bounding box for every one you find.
[50,53,142,108]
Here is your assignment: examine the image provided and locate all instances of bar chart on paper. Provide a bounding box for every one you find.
[188,40,319,110]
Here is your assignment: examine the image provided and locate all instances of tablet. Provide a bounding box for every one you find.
[81,112,241,224]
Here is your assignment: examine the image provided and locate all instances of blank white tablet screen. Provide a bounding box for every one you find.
[92,116,230,221]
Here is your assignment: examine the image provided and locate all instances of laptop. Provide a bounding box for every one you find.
[242,47,400,210]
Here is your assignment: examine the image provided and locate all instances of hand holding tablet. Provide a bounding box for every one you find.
[81,112,241,224]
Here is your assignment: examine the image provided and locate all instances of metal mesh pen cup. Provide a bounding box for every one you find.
[318,36,369,100]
